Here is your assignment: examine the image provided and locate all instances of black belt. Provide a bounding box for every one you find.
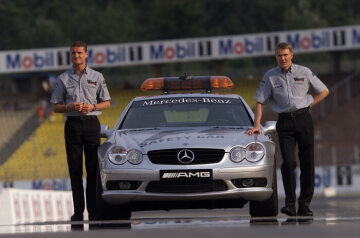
[67,115,97,121]
[278,107,310,118]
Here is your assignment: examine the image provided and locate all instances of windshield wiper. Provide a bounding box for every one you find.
[122,127,160,132]
[210,126,246,129]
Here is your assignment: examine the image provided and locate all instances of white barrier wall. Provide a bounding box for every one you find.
[0,189,73,227]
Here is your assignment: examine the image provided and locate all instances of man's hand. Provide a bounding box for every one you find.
[72,102,84,112]
[246,127,261,135]
[81,104,94,114]
[246,102,264,135]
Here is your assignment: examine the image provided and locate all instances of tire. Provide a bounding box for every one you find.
[249,161,278,217]
[96,167,131,220]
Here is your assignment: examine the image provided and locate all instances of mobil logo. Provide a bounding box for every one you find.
[6,51,54,70]
[150,42,196,60]
[218,37,264,56]
[32,179,69,190]
[287,31,331,50]
[87,47,126,65]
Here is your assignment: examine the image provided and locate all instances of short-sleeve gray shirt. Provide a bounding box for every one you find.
[50,66,111,116]
[254,64,327,113]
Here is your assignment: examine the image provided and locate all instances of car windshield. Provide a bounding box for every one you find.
[119,96,252,129]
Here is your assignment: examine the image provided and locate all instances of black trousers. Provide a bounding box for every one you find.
[65,116,100,216]
[276,111,314,208]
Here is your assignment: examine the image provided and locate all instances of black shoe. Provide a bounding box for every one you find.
[71,213,84,221]
[281,206,296,216]
[71,213,84,230]
[297,206,313,216]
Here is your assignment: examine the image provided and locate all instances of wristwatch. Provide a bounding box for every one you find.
[92,104,97,112]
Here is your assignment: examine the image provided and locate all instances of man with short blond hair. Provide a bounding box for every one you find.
[247,42,329,217]
[50,41,111,222]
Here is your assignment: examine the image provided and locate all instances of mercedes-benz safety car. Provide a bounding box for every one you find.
[97,74,278,219]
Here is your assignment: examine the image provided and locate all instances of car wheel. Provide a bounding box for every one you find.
[96,167,131,220]
[249,160,278,217]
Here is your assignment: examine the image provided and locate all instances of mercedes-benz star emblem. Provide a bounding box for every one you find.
[177,149,195,164]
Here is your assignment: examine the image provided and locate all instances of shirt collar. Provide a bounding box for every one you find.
[71,65,88,75]
[279,65,292,74]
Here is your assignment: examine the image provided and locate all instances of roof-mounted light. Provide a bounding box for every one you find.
[140,73,234,94]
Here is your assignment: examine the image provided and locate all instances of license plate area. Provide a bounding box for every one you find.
[160,169,212,181]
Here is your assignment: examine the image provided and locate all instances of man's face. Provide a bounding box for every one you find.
[275,48,293,71]
[71,46,88,66]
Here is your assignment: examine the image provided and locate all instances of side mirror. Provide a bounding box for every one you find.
[263,121,277,136]
[100,125,112,138]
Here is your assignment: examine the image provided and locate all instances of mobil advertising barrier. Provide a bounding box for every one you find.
[0,164,359,226]
[0,189,73,232]
[1,25,360,74]
[276,164,360,197]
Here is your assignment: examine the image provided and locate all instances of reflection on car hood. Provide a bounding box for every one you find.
[113,127,270,153]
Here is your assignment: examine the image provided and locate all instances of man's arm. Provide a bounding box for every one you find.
[246,102,265,135]
[310,88,329,108]
[53,102,84,113]
[53,103,67,113]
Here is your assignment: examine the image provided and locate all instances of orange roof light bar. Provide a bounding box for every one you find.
[140,74,234,94]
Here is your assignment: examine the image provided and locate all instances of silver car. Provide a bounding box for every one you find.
[97,75,277,219]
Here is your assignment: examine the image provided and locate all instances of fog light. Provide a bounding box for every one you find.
[241,178,255,187]
[119,181,131,190]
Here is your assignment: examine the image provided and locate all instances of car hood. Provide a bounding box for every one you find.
[113,127,269,153]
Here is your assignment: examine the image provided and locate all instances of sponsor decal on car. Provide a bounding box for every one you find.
[160,169,212,180]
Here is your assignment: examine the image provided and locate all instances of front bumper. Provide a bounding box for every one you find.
[101,165,274,205]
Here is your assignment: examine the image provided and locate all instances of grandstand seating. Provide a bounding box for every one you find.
[0,78,260,182]
[0,110,36,149]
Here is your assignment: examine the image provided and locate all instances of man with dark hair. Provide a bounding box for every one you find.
[247,42,329,216]
[50,41,111,222]
[71,41,88,51]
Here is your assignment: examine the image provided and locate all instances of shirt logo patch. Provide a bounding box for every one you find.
[294,77,305,82]
[87,80,97,86]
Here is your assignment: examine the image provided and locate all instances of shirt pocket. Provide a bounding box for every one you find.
[85,84,98,101]
[292,80,309,97]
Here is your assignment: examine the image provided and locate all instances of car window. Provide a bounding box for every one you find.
[120,97,252,129]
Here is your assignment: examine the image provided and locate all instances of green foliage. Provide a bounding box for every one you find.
[1,0,360,50]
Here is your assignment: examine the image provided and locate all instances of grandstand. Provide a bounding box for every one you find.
[0,107,36,151]
[0,97,39,165]
[0,78,260,182]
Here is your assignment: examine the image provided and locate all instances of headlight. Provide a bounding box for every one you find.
[245,143,265,162]
[126,149,143,165]
[108,146,127,165]
[230,147,246,163]
[108,146,143,165]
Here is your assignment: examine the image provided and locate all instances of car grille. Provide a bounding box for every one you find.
[145,180,227,193]
[147,148,225,165]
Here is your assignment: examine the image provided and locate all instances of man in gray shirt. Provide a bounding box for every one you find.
[247,42,329,217]
[50,41,111,223]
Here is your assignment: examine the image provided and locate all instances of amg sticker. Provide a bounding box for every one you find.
[160,170,212,180]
